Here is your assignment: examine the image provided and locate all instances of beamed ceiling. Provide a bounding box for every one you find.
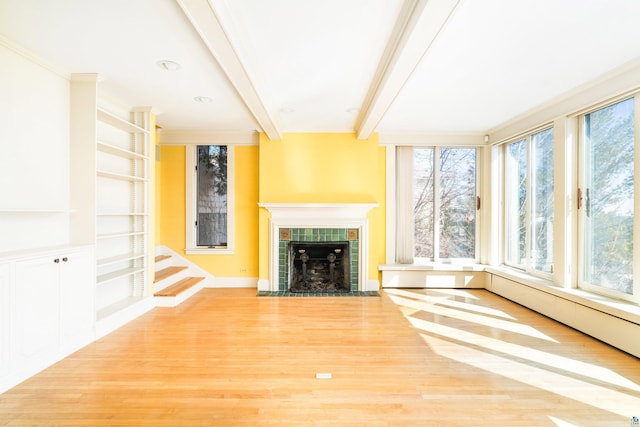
[1,0,640,140]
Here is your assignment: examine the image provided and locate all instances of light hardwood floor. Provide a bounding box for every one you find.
[1,288,639,426]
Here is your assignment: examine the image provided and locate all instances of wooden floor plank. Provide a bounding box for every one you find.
[1,288,639,426]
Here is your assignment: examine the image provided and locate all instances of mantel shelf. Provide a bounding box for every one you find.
[258,203,378,220]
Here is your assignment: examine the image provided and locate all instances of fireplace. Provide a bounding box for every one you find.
[290,241,350,292]
[258,203,378,292]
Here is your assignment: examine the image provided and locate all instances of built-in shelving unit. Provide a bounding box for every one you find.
[95,107,152,336]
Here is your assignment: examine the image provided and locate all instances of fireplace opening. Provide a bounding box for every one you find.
[289,241,350,293]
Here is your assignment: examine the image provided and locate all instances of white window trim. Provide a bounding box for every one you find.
[185,144,235,255]
[576,96,639,304]
[392,145,480,266]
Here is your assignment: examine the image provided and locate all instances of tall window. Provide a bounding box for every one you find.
[186,145,234,254]
[504,127,554,274]
[580,98,635,298]
[402,147,477,263]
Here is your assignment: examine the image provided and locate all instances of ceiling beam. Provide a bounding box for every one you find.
[176,0,282,140]
[356,0,460,140]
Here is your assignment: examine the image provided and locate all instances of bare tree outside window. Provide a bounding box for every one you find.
[439,148,476,259]
[583,98,634,294]
[504,129,554,274]
[413,147,476,261]
[505,139,527,267]
[196,145,228,247]
[532,129,554,273]
[414,148,434,259]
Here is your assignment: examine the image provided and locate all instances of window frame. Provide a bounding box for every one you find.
[577,96,639,303]
[502,126,555,280]
[185,144,235,255]
[397,145,479,265]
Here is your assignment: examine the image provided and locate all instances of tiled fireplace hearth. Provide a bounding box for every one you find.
[258,203,378,292]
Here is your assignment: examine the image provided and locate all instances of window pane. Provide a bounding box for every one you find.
[197,145,228,246]
[583,99,634,294]
[439,148,476,258]
[505,139,527,266]
[532,128,554,272]
[414,148,434,259]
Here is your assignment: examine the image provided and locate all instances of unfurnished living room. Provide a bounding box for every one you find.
[1,0,640,426]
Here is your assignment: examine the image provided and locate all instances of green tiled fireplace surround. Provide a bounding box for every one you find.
[279,228,359,291]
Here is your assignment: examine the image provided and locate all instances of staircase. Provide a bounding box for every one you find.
[153,251,209,307]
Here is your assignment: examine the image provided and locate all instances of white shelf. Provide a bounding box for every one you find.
[0,209,68,214]
[96,231,145,240]
[97,267,145,285]
[97,170,146,182]
[97,140,148,160]
[97,212,147,216]
[97,109,148,134]
[97,252,145,267]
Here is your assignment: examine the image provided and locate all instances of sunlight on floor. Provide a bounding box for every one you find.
[409,315,640,392]
[387,289,640,419]
[547,416,580,427]
[386,288,516,319]
[386,291,558,342]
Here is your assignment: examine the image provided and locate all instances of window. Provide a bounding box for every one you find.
[398,146,477,263]
[579,98,635,299]
[504,127,554,275]
[186,145,234,254]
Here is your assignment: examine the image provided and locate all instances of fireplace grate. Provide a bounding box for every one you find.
[256,290,380,297]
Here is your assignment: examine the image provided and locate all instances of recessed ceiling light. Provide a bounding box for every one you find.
[156,60,181,71]
[346,107,360,113]
[194,96,213,103]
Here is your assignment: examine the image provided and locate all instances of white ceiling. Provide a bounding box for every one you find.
[1,0,639,139]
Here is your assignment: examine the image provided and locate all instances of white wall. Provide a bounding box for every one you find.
[0,42,70,252]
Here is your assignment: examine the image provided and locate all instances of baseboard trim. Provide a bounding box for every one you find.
[208,277,258,288]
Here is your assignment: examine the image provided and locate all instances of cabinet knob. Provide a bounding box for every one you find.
[62,257,68,262]
[54,258,60,263]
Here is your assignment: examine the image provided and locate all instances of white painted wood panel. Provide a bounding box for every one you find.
[0,246,95,394]
[0,262,12,383]
[59,248,95,356]
[382,269,487,288]
[14,255,60,369]
[489,274,639,358]
[0,43,70,252]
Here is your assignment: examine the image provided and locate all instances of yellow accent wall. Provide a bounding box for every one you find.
[157,144,260,278]
[156,133,385,285]
[258,133,386,283]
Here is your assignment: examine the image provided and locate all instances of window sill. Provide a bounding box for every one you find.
[185,247,234,255]
[487,265,640,326]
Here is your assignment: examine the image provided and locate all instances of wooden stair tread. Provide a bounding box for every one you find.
[154,276,205,297]
[154,266,187,282]
[155,255,171,262]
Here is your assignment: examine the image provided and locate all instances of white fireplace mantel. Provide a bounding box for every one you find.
[259,203,378,222]
[258,203,379,292]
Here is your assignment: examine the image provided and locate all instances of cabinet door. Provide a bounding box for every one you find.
[0,262,12,381]
[14,255,60,367]
[59,248,95,354]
